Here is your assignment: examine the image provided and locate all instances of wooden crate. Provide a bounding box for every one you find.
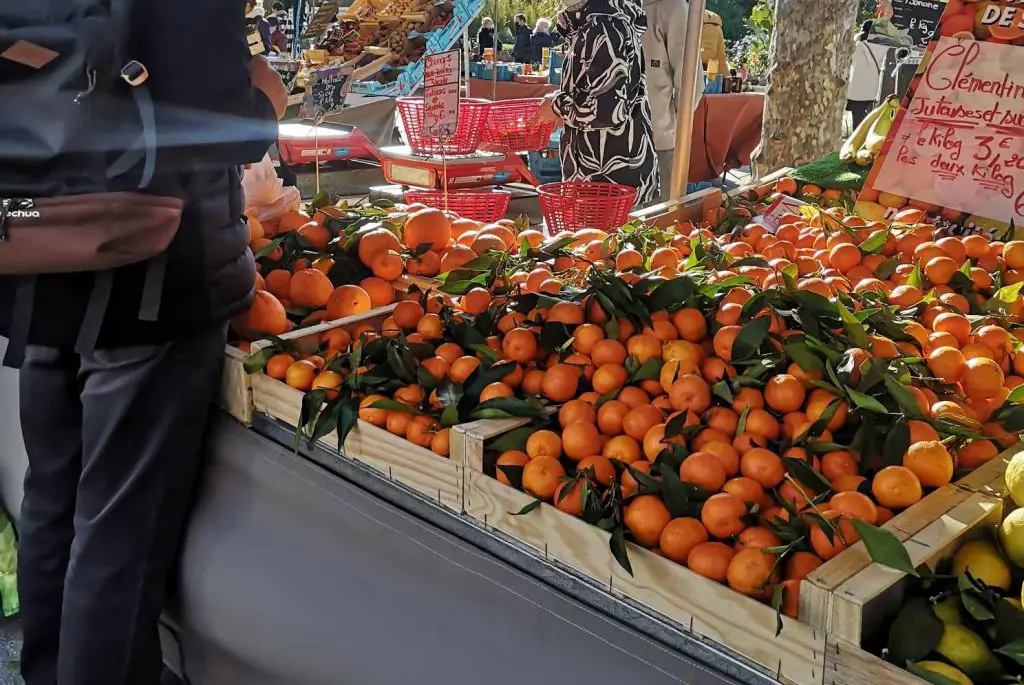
[220,344,254,425]
[631,171,1022,659]
[247,306,534,513]
[248,305,464,511]
[821,445,1023,685]
[801,445,1017,641]
[452,424,826,685]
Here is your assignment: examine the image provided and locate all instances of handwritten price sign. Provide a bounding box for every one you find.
[423,50,461,138]
[873,33,1024,223]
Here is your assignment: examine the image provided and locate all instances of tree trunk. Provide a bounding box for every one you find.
[751,0,860,175]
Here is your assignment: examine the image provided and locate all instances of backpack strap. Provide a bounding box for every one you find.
[2,276,36,368]
[106,73,157,189]
[138,251,167,322]
[74,270,114,355]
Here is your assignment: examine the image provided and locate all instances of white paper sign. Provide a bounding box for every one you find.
[752,195,809,233]
[423,50,461,138]
[873,36,1024,223]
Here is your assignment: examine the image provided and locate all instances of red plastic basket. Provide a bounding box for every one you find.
[404,189,512,223]
[537,182,638,234]
[396,97,492,155]
[483,99,557,152]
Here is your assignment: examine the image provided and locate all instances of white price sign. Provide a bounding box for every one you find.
[423,49,461,138]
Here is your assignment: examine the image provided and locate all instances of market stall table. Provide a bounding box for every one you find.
[468,78,557,101]
[689,93,765,182]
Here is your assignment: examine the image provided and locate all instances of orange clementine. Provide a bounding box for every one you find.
[522,456,566,500]
[660,518,710,564]
[625,495,672,547]
[903,440,954,488]
[740,448,785,488]
[542,364,580,403]
[602,435,642,464]
[872,466,923,510]
[404,208,451,251]
[701,492,749,539]
[679,452,728,493]
[810,512,859,561]
[687,542,736,582]
[727,547,779,598]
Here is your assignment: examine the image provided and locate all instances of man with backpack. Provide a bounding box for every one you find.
[0,1,286,683]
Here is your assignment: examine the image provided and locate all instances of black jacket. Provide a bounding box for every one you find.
[531,30,555,63]
[553,0,660,206]
[477,26,498,54]
[0,0,278,351]
[512,25,533,63]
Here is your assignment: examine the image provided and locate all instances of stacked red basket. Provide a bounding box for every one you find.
[404,189,512,224]
[537,182,637,234]
[395,97,492,155]
[483,99,557,152]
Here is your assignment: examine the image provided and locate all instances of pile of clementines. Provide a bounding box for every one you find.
[244,178,1024,621]
[231,200,521,342]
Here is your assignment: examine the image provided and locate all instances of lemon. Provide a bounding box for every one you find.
[935,624,1003,679]
[932,596,963,625]
[999,509,1024,568]
[913,661,973,685]
[1005,450,1024,507]
[854,201,887,222]
[952,540,1012,590]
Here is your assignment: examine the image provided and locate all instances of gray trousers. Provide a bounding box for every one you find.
[17,326,226,685]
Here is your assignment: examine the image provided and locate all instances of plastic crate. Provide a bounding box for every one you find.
[528,150,561,185]
[473,63,515,82]
[484,99,557,152]
[396,97,492,155]
[405,189,512,223]
[538,182,637,234]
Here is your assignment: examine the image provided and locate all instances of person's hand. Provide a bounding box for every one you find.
[250,55,289,120]
[535,95,562,125]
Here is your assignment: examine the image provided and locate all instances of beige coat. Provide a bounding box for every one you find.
[642,0,704,151]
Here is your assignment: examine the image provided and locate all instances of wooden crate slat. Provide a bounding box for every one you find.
[450,417,533,473]
[249,304,398,355]
[463,468,826,685]
[220,346,253,425]
[823,638,920,685]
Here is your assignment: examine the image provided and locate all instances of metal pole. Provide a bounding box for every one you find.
[292,0,303,58]
[491,0,499,101]
[462,26,471,96]
[669,0,706,200]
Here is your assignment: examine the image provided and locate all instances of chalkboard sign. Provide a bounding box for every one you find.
[300,64,353,118]
[302,1,341,39]
[890,0,945,46]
